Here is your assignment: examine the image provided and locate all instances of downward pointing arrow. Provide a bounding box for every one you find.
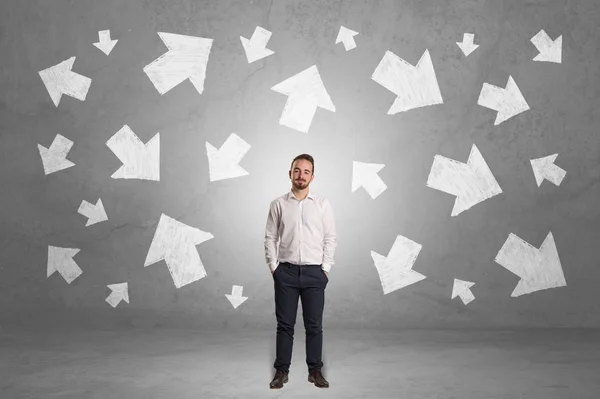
[478,75,529,125]
[106,125,160,181]
[530,153,566,187]
[206,133,251,182]
[371,234,425,295]
[456,33,479,56]
[225,285,248,309]
[93,30,118,55]
[240,26,274,63]
[78,198,108,226]
[38,57,92,107]
[351,161,387,199]
[47,245,82,284]
[38,134,75,175]
[494,231,566,297]
[336,26,359,51]
[531,29,562,63]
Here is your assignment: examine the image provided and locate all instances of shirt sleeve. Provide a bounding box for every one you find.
[264,200,280,272]
[321,199,337,273]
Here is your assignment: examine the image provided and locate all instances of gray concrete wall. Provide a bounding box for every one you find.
[1,0,599,330]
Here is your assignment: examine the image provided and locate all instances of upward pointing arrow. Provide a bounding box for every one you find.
[240,26,274,63]
[335,26,359,51]
[47,245,82,284]
[38,57,92,107]
[531,29,562,63]
[38,134,75,175]
[271,65,336,133]
[477,75,529,125]
[456,33,479,56]
[351,161,387,199]
[93,30,118,55]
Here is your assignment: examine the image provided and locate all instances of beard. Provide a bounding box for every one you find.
[294,180,306,188]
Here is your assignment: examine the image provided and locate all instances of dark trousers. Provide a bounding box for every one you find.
[273,262,329,374]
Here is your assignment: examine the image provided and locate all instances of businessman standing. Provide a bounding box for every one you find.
[264,153,337,389]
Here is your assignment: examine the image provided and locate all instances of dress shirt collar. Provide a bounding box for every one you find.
[287,189,314,201]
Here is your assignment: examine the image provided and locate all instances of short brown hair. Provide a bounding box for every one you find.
[291,153,314,175]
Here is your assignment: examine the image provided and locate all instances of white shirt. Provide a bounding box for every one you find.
[264,189,337,273]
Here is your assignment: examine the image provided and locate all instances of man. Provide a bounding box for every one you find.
[264,153,337,390]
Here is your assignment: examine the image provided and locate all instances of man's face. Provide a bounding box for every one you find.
[289,159,314,190]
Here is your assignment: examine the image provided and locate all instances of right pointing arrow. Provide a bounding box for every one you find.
[351,161,387,199]
[206,133,251,182]
[38,57,92,107]
[106,125,160,181]
[478,75,530,125]
[531,29,562,63]
[427,144,502,216]
[530,153,566,187]
[494,231,566,297]
[47,245,82,284]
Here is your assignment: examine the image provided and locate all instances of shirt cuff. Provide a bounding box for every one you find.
[322,264,332,273]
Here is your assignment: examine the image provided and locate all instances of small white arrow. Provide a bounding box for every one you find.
[426,144,502,216]
[240,26,274,63]
[531,29,562,63]
[478,75,529,125]
[271,65,335,133]
[371,235,426,295]
[351,161,387,199]
[206,133,250,182]
[372,49,443,114]
[38,57,92,107]
[335,26,359,51]
[47,245,82,284]
[38,134,75,175]
[93,30,118,55]
[106,125,160,181]
[530,153,566,187]
[106,282,129,308]
[451,279,475,305]
[225,285,248,309]
[144,214,214,289]
[456,33,479,56]
[78,198,108,226]
[494,231,566,297]
[144,32,213,95]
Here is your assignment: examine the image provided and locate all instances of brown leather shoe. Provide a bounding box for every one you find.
[308,370,329,388]
[269,370,288,389]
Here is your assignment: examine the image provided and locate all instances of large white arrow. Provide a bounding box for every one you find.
[456,33,479,56]
[371,49,443,114]
[206,133,250,182]
[494,231,566,297]
[530,153,566,187]
[38,134,75,175]
[144,213,214,289]
[271,65,336,133]
[335,26,359,51]
[47,245,82,284]
[240,26,274,63]
[371,235,426,295]
[225,285,248,309]
[451,279,475,305]
[93,30,118,55]
[78,198,108,226]
[478,75,529,125]
[144,32,213,95]
[106,125,160,181]
[426,144,502,216]
[105,282,129,308]
[531,29,562,63]
[38,57,91,107]
[351,161,387,199]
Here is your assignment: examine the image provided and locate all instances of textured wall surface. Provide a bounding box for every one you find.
[1,0,599,330]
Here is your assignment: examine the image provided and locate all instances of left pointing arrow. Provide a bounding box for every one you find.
[38,57,92,107]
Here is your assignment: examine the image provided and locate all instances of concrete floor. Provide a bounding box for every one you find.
[1,327,598,398]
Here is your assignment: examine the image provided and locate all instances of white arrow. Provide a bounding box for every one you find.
[451,279,475,305]
[225,285,248,309]
[531,153,566,187]
[426,144,502,216]
[106,282,129,308]
[271,65,336,133]
[144,32,213,95]
[106,125,160,181]
[371,235,426,295]
[78,198,108,226]
[38,134,75,175]
[47,245,82,284]
[93,30,118,55]
[494,231,566,297]
[144,214,214,289]
[478,75,529,125]
[351,161,387,199]
[335,26,359,51]
[531,29,562,63]
[206,133,250,182]
[240,26,274,63]
[371,49,443,114]
[456,33,479,56]
[38,57,92,107]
